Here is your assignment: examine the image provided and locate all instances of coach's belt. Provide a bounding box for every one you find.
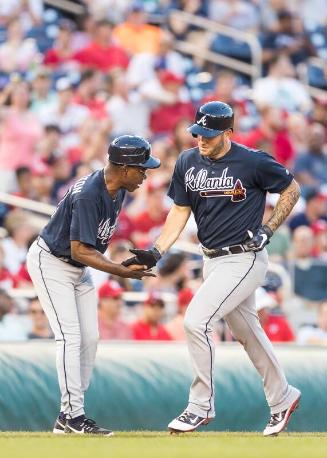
[202,244,246,258]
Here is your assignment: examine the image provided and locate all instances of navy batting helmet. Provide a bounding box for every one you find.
[188,101,234,138]
[108,135,160,169]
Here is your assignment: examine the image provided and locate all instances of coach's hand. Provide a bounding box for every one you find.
[244,225,273,252]
[121,247,162,269]
[118,264,156,279]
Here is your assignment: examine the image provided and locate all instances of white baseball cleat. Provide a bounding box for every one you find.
[263,392,301,437]
[168,410,212,433]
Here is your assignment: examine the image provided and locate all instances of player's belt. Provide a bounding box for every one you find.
[202,244,246,258]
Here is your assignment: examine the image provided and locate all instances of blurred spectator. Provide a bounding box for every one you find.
[98,280,132,340]
[31,162,54,204]
[0,243,14,290]
[165,287,193,340]
[83,0,130,23]
[290,226,327,302]
[286,113,309,155]
[112,2,162,55]
[12,166,36,199]
[27,297,52,339]
[73,19,129,72]
[261,9,316,65]
[311,220,327,258]
[252,54,312,113]
[126,30,187,88]
[297,301,327,344]
[201,70,239,106]
[168,0,209,41]
[106,70,151,137]
[169,118,195,158]
[1,209,36,274]
[288,188,327,232]
[234,105,294,167]
[0,80,43,192]
[36,124,62,165]
[71,13,95,51]
[293,123,327,189]
[209,0,259,31]
[73,70,107,119]
[256,287,295,342]
[311,96,327,129]
[39,78,89,141]
[132,179,169,247]
[30,67,57,119]
[0,17,39,73]
[49,154,73,203]
[0,0,43,31]
[0,288,27,340]
[131,292,172,340]
[150,70,193,135]
[43,19,76,69]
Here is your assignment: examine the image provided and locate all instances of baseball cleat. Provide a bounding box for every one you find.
[168,410,211,433]
[64,415,114,435]
[263,393,301,437]
[53,412,66,434]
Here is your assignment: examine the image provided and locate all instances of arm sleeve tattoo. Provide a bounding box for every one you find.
[266,179,301,233]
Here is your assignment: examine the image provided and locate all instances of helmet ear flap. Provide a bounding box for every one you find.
[191,133,198,138]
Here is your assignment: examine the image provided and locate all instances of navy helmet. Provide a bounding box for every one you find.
[108,135,160,169]
[188,101,234,138]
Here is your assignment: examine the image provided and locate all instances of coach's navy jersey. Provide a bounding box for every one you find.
[41,169,125,265]
[168,142,293,249]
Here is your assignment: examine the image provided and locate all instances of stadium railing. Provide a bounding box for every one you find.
[169,9,263,85]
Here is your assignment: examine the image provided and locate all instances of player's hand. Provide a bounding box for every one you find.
[243,225,273,252]
[118,264,156,280]
[121,247,162,269]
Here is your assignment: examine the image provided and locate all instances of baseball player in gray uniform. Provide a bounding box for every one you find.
[122,102,301,436]
[27,135,160,435]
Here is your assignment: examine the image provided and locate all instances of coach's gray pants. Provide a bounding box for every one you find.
[27,239,99,418]
[185,249,299,419]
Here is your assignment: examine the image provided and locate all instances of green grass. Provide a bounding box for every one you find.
[1,432,327,458]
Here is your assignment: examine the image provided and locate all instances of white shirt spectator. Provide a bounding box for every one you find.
[106,91,150,138]
[0,38,39,73]
[0,314,28,341]
[252,77,312,114]
[297,326,327,344]
[1,238,27,275]
[0,0,43,32]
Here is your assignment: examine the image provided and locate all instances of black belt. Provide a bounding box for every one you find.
[202,244,246,258]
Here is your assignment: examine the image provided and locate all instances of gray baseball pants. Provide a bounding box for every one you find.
[27,238,99,418]
[184,249,299,419]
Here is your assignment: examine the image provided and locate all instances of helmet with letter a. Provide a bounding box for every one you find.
[108,135,160,169]
[187,101,234,138]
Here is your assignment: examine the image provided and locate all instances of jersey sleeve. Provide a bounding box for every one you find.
[167,158,191,206]
[70,198,100,247]
[255,151,294,193]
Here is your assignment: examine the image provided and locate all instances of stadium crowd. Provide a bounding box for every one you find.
[0,0,326,344]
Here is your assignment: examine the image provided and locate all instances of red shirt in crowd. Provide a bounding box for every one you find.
[263,315,295,342]
[233,127,294,166]
[73,42,129,72]
[73,94,107,119]
[150,102,194,135]
[0,267,14,290]
[132,210,168,234]
[131,320,172,341]
[44,49,72,67]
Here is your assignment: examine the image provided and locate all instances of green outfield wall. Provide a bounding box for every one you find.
[0,342,326,432]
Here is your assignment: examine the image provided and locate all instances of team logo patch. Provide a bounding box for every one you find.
[97,219,117,244]
[197,115,207,126]
[185,167,246,202]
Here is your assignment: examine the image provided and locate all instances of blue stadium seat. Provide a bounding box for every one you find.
[210,35,252,63]
[308,64,327,90]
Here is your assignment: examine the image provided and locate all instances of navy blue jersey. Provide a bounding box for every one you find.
[41,169,125,265]
[168,142,293,249]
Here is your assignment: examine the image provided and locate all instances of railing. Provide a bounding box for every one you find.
[170,10,262,85]
[44,0,85,15]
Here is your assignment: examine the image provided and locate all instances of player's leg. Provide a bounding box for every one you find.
[75,268,99,394]
[27,241,84,421]
[168,250,267,432]
[225,293,301,436]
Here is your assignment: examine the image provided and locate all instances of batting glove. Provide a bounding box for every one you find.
[244,225,273,252]
[121,247,162,269]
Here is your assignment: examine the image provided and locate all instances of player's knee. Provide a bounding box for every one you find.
[82,331,99,350]
[184,314,203,335]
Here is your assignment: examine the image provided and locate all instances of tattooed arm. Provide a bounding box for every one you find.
[265,179,301,233]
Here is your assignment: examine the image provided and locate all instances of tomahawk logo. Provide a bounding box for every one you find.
[197,115,207,126]
[185,167,246,202]
[97,219,117,244]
